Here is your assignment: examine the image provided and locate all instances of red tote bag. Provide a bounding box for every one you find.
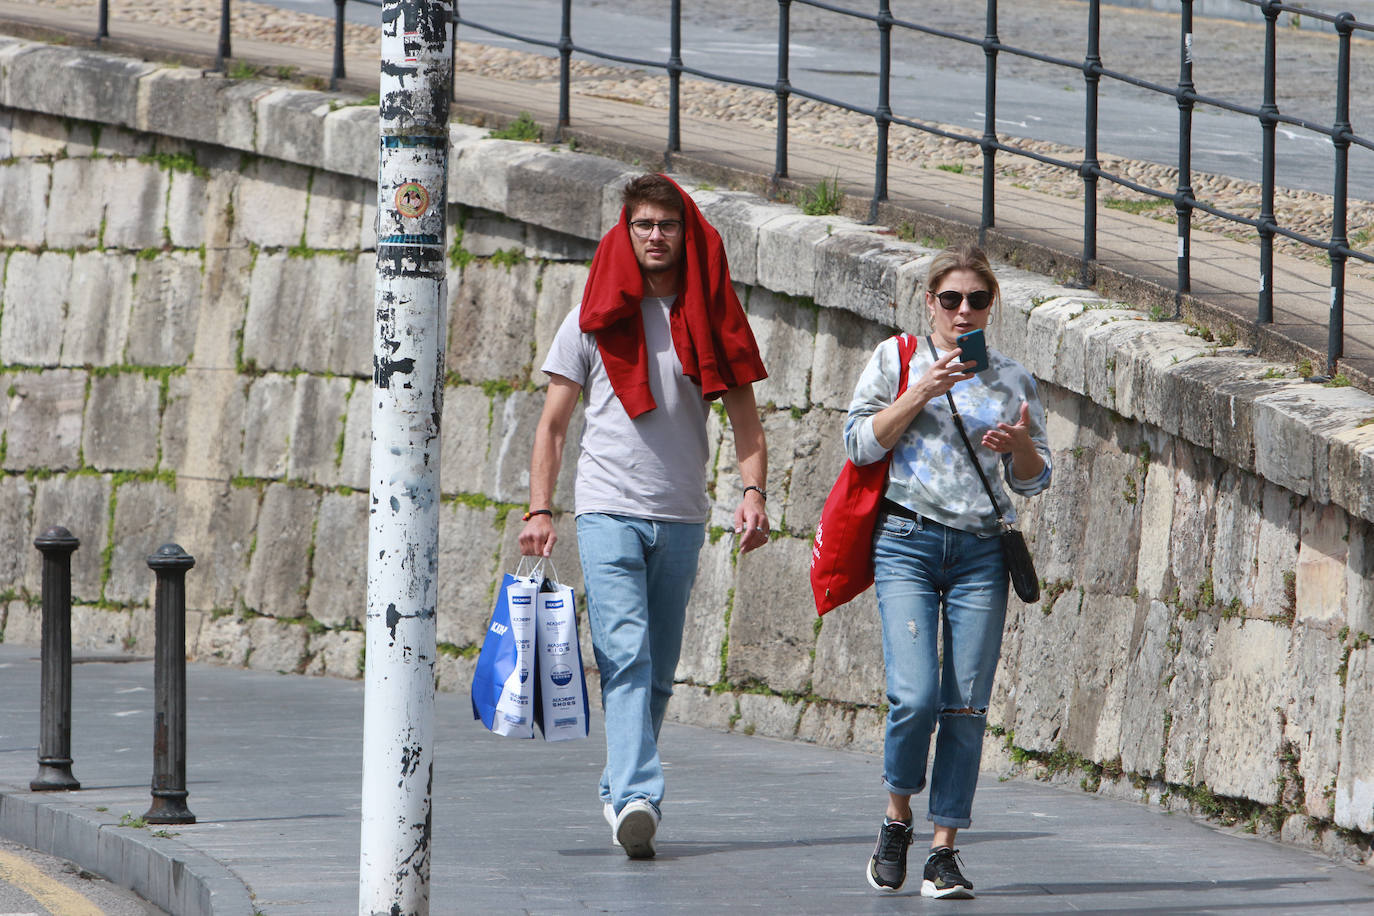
[810,333,918,616]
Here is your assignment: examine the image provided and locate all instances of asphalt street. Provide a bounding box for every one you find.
[272,0,1374,199]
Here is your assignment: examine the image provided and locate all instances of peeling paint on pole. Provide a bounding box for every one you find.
[361,2,450,915]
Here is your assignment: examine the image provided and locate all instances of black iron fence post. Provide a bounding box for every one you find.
[871,0,893,222]
[981,0,999,244]
[144,544,196,825]
[330,0,347,90]
[215,0,233,72]
[773,0,792,188]
[668,0,683,156]
[1174,0,1196,311]
[557,0,572,139]
[69,0,1365,383]
[31,527,80,792]
[1258,1,1280,324]
[1328,12,1355,374]
[1081,0,1102,283]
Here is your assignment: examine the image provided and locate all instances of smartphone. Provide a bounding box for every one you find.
[955,328,989,373]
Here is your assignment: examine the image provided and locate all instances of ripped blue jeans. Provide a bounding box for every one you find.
[873,509,1008,828]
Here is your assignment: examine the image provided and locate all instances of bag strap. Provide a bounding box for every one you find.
[893,333,919,395]
[926,335,1010,531]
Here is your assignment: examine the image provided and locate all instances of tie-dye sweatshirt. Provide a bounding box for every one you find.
[844,335,1052,536]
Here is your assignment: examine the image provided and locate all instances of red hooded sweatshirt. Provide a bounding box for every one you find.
[578,176,768,418]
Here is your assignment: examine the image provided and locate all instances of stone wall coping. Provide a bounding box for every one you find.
[1,40,156,128]
[3,39,1372,525]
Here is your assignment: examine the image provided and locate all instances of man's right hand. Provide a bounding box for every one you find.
[518,515,557,557]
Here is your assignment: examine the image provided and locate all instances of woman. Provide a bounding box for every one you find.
[843,244,1052,898]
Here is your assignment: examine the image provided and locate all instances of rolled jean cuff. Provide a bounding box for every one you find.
[882,777,926,797]
[928,812,972,829]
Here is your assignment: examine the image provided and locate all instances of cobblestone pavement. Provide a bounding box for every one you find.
[25,0,1374,278]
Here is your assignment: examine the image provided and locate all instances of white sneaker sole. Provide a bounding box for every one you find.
[866,857,904,892]
[615,807,657,859]
[921,879,974,899]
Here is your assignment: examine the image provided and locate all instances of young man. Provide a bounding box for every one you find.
[518,174,769,859]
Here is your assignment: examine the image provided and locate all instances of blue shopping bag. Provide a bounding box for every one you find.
[471,572,538,738]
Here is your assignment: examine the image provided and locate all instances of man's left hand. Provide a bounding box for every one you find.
[734,489,769,554]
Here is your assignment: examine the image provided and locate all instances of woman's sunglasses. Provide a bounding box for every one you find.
[934,289,993,311]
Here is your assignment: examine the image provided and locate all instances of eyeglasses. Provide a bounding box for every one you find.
[934,289,992,311]
[629,219,684,239]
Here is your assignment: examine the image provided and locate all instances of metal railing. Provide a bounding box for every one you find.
[97,0,378,86]
[90,0,1372,375]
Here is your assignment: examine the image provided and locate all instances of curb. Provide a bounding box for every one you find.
[0,782,255,916]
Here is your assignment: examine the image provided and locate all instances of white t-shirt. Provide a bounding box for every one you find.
[541,296,712,523]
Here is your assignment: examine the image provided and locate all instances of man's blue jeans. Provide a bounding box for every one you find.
[872,509,1008,828]
[577,513,705,814]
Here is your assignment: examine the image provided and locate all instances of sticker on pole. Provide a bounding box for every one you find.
[395,182,430,219]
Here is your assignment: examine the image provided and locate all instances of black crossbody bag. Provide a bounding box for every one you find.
[927,336,1041,603]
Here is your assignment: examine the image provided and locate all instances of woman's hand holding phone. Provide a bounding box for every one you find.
[911,347,974,403]
[874,347,972,449]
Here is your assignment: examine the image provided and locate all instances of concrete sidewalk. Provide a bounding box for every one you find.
[2,644,1372,915]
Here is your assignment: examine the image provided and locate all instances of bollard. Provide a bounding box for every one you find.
[31,526,81,792]
[143,543,196,825]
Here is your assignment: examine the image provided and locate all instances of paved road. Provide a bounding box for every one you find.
[2,644,1373,914]
[284,0,1374,199]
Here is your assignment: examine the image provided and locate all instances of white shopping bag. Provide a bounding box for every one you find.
[534,569,590,741]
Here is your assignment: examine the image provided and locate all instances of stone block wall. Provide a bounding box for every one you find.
[1,38,1371,857]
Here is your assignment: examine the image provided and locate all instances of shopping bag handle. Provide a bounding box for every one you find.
[540,560,564,591]
[515,555,546,581]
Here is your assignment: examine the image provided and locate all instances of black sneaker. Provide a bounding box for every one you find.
[921,846,974,899]
[865,819,914,891]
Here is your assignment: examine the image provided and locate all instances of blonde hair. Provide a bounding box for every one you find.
[924,244,1000,307]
